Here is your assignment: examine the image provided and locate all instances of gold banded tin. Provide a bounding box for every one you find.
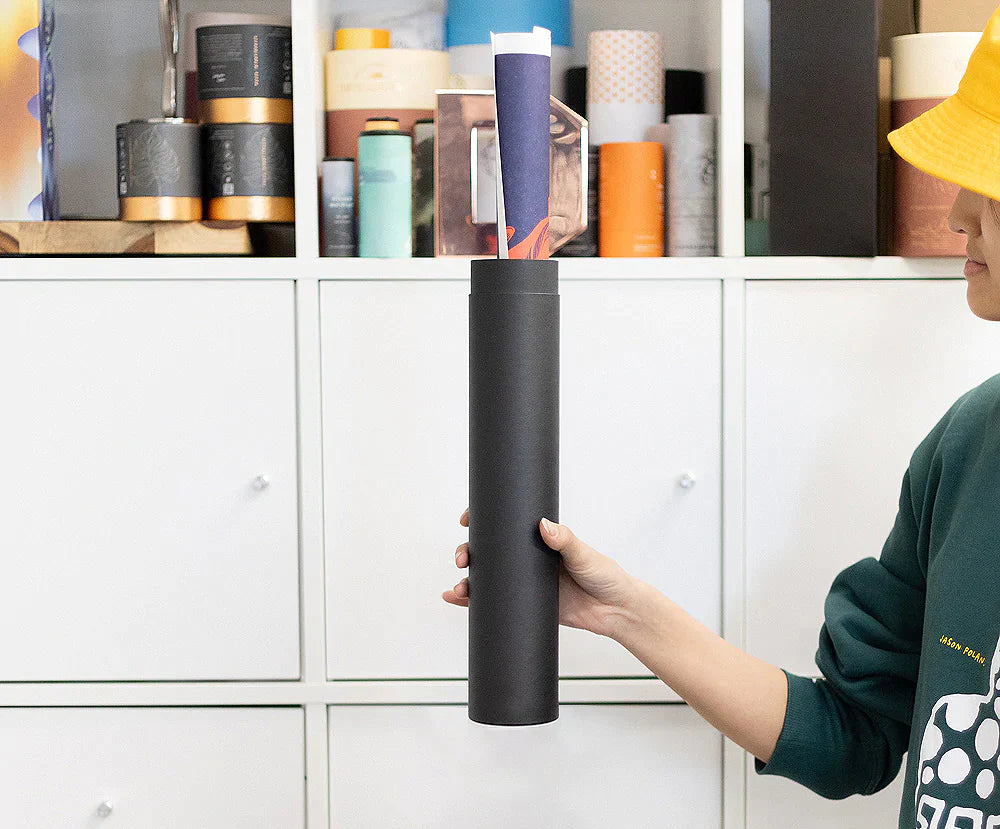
[202,122,295,222]
[196,24,292,124]
[115,118,202,221]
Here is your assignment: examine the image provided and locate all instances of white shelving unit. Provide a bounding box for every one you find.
[2,0,989,827]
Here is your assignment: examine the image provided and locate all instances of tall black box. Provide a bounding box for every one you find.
[769,0,879,256]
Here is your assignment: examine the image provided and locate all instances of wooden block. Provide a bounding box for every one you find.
[150,221,253,254]
[0,221,253,255]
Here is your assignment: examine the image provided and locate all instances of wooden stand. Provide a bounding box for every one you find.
[0,221,254,255]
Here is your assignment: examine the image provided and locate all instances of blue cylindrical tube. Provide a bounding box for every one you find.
[358,129,412,258]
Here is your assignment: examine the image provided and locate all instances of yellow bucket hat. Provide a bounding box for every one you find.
[888,7,1000,203]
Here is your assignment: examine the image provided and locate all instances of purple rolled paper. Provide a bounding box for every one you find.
[492,27,552,259]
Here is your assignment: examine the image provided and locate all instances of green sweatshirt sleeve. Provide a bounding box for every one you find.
[755,392,960,799]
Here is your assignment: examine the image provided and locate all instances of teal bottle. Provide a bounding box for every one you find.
[358,129,412,258]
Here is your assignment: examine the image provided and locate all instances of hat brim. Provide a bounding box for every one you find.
[888,93,1000,204]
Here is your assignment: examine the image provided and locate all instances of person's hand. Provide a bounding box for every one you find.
[442,508,641,640]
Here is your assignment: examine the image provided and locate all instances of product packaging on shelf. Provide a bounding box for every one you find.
[196,21,295,223]
[587,30,664,145]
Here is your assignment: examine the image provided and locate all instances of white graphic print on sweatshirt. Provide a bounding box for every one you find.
[914,632,1000,828]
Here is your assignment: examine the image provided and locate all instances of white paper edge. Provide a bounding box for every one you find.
[491,26,552,56]
[490,31,508,258]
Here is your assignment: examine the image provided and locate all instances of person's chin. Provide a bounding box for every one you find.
[966,277,1000,321]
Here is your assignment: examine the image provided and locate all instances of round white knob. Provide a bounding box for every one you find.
[97,801,113,818]
[252,474,271,491]
[678,472,697,490]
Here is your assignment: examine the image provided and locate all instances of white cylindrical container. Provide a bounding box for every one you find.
[644,122,671,249]
[667,114,716,257]
[587,30,664,145]
[891,32,979,101]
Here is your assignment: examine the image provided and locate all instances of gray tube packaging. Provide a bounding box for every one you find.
[468,257,560,726]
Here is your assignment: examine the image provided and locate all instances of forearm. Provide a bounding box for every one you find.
[610,578,787,763]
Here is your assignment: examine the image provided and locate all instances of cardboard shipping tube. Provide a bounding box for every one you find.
[468,257,559,726]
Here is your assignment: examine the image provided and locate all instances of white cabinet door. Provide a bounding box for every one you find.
[329,704,722,828]
[559,279,721,675]
[0,281,300,680]
[321,280,721,679]
[322,280,469,680]
[0,707,305,827]
[747,763,904,829]
[745,280,1000,677]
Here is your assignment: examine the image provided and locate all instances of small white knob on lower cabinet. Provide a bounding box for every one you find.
[252,474,271,491]
[96,801,113,818]
[678,472,697,490]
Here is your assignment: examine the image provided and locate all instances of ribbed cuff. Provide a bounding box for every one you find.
[754,670,818,778]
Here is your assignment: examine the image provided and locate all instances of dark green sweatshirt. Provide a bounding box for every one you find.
[756,373,1000,828]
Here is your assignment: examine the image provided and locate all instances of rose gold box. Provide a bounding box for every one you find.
[434,90,587,257]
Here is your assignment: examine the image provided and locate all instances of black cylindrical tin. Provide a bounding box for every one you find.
[196,24,293,124]
[202,122,295,222]
[116,118,202,221]
[468,258,560,726]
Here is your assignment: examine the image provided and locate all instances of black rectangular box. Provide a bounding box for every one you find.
[769,0,879,256]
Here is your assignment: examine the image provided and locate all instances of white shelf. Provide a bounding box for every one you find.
[0,256,967,280]
[0,678,681,707]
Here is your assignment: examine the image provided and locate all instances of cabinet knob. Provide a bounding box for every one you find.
[97,801,113,818]
[678,472,697,490]
[252,474,271,491]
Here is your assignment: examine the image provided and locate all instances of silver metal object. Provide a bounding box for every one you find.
[159,0,180,118]
[253,474,271,491]
[97,801,113,818]
[678,472,697,490]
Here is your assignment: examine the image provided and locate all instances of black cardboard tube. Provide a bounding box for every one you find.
[468,257,560,726]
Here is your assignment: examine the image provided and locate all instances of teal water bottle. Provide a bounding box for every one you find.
[358,129,413,257]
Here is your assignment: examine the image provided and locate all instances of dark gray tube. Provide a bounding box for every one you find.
[468,258,560,726]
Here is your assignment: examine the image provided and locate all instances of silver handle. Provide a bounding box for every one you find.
[97,801,113,818]
[678,472,697,490]
[158,0,179,118]
[253,474,271,491]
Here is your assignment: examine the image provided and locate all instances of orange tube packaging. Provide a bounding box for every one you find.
[598,142,664,257]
